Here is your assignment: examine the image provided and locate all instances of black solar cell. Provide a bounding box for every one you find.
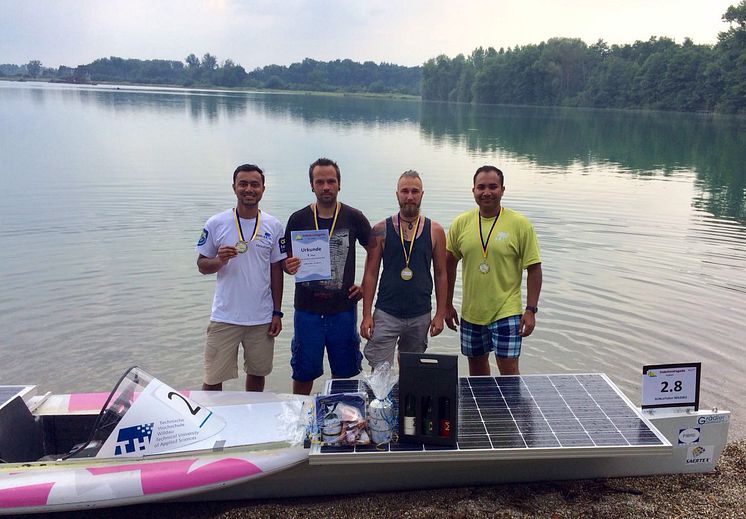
[0,387,27,408]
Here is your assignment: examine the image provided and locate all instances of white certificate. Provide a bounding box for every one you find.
[291,229,332,282]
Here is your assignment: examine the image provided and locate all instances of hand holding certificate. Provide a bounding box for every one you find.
[291,229,332,282]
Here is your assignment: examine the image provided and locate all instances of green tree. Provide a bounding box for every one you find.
[26,60,42,77]
[201,53,218,71]
[185,54,200,71]
[717,1,746,112]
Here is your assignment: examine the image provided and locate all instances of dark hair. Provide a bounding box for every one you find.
[233,164,265,185]
[399,169,422,183]
[308,157,341,184]
[473,165,504,186]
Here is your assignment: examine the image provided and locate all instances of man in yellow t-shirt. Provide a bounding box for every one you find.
[445,165,542,376]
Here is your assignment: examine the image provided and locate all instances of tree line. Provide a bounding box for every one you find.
[0,53,420,95]
[3,2,745,112]
[421,2,746,113]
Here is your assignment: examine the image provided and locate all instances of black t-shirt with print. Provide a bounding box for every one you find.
[285,203,372,314]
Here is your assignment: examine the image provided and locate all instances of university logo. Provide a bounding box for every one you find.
[197,229,208,246]
[114,423,154,455]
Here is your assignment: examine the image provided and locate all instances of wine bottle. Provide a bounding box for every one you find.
[422,396,434,435]
[439,397,451,438]
[403,394,416,435]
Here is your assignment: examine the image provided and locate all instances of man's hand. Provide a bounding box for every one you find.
[348,284,363,302]
[360,315,374,340]
[430,313,445,337]
[444,305,459,331]
[518,310,536,337]
[268,316,282,337]
[283,256,301,275]
[217,245,238,265]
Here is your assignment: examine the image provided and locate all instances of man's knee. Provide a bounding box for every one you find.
[496,356,519,375]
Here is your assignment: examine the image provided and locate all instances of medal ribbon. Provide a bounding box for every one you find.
[312,203,340,238]
[398,214,421,270]
[478,208,501,260]
[234,208,261,242]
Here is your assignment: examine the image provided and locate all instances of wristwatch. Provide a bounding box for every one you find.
[272,310,284,318]
[525,305,538,314]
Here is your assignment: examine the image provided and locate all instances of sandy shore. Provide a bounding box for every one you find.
[36,439,745,519]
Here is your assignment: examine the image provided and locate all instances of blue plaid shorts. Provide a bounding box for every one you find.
[460,315,522,358]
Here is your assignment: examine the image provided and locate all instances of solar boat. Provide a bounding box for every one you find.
[0,370,730,514]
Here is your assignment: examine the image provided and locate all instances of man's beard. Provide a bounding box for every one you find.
[399,202,420,219]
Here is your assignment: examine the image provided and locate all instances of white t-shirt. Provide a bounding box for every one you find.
[196,209,287,325]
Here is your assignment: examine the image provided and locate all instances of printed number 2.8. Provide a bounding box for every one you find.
[660,380,683,393]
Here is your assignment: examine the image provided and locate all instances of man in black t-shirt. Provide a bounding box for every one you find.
[283,158,373,395]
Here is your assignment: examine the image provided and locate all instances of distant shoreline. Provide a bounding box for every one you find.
[0,76,421,101]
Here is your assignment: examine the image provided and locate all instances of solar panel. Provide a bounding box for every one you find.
[310,374,670,464]
[0,386,32,409]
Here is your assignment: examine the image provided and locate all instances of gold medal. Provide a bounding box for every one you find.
[233,208,261,252]
[478,208,501,273]
[398,213,420,283]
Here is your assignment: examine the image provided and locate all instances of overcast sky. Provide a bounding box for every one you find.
[0,0,739,70]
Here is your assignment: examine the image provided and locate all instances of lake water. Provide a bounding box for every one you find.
[1,81,744,439]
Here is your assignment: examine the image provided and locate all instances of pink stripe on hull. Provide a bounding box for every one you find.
[88,457,261,494]
[67,390,191,412]
[0,482,55,508]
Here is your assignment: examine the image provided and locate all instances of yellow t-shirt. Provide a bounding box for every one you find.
[447,207,541,325]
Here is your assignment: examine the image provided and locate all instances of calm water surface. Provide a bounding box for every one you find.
[1,82,744,438]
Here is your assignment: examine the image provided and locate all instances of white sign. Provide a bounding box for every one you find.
[641,363,700,410]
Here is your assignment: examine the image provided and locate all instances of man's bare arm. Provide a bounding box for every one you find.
[197,246,237,275]
[445,250,460,330]
[360,221,385,339]
[430,221,448,337]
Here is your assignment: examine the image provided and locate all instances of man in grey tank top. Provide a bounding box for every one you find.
[360,170,448,369]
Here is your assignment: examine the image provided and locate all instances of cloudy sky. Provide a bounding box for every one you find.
[0,0,739,70]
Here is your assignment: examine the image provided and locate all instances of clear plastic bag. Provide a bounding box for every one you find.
[363,362,399,445]
[313,393,370,446]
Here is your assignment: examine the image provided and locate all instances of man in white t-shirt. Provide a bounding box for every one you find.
[196,163,287,391]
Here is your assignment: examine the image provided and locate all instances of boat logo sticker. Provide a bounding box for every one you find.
[686,445,713,464]
[115,423,154,455]
[697,414,728,425]
[677,427,700,445]
[197,229,208,246]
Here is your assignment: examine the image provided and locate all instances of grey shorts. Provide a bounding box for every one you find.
[363,308,431,369]
[203,321,274,384]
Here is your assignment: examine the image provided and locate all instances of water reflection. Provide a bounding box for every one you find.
[11,82,743,224]
[419,102,746,223]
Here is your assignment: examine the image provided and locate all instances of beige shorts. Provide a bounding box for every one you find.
[203,321,274,384]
